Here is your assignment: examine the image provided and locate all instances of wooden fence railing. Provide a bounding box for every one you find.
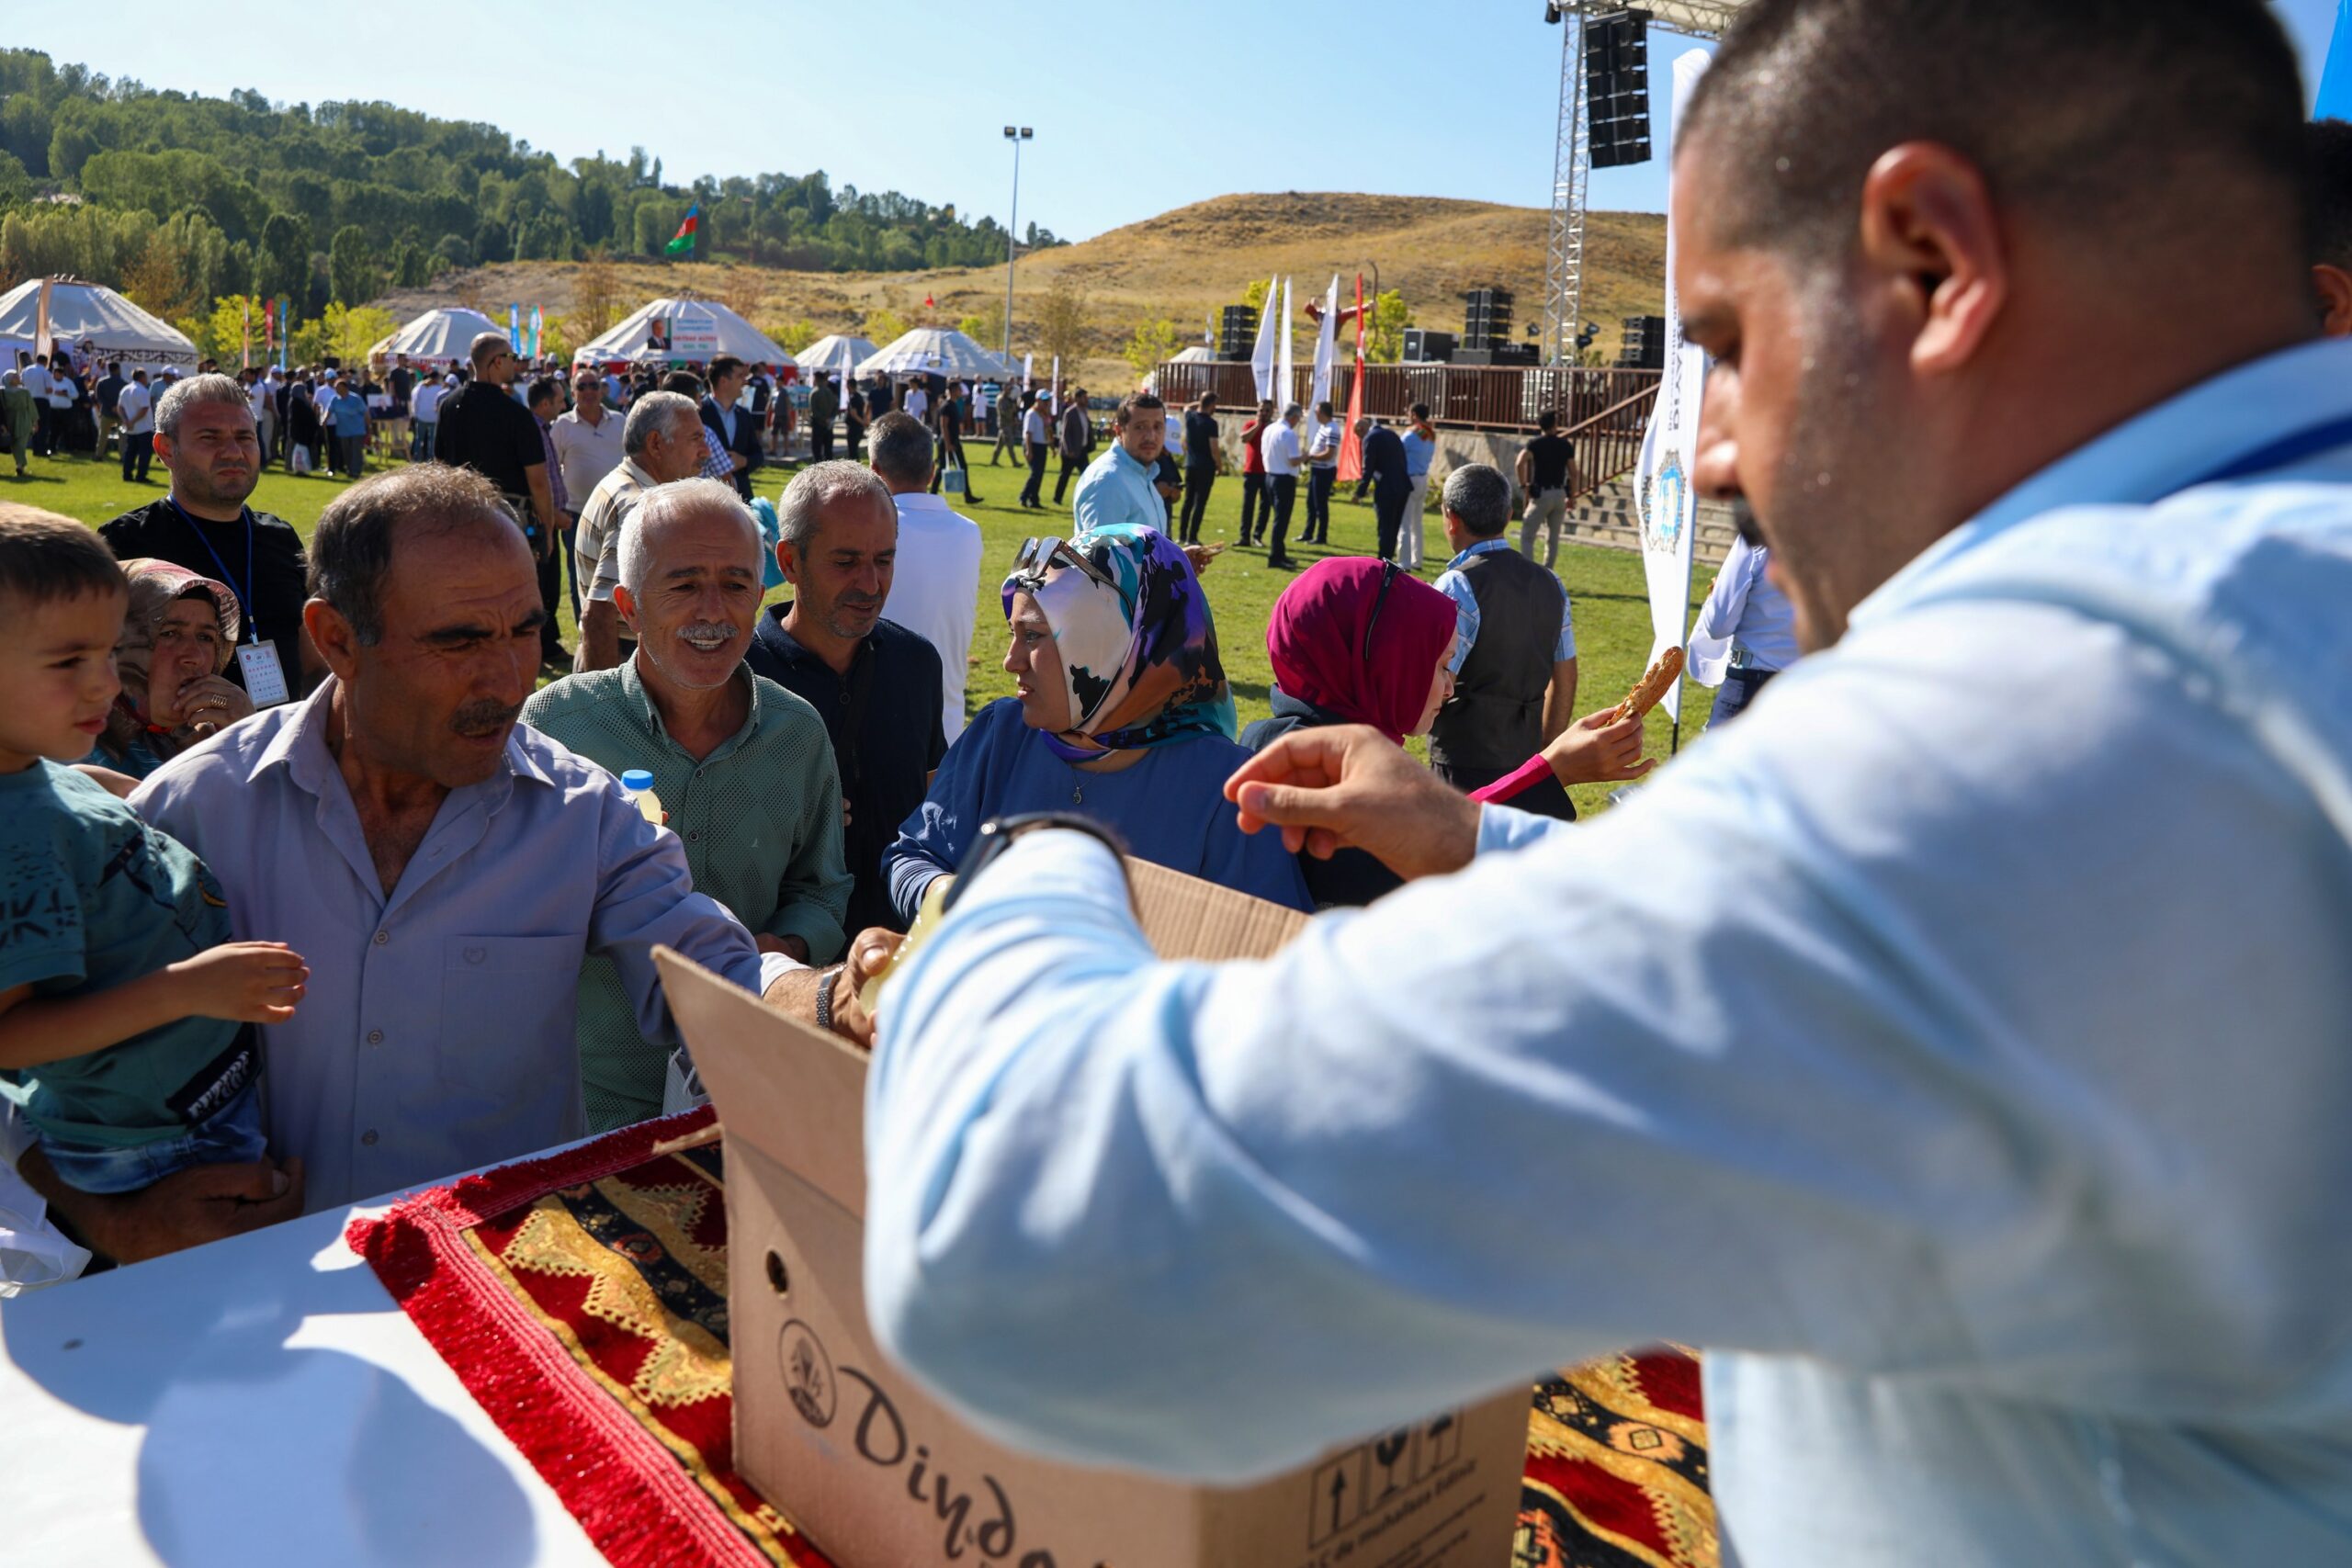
[1152,359,1662,498]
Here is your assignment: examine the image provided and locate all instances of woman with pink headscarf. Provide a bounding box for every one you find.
[1241,558,1655,908]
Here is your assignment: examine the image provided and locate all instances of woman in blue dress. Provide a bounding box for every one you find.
[882,524,1311,920]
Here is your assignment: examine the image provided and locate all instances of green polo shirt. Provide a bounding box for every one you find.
[521,660,851,1130]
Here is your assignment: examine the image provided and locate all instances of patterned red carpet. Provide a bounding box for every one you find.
[348,1110,1717,1568]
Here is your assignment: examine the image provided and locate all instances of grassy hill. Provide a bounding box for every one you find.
[379,193,1667,391]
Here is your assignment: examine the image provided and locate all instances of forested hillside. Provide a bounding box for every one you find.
[0,49,1060,323]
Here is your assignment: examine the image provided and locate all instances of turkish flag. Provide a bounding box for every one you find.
[924,294,936,309]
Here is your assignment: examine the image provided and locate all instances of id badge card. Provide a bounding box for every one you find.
[235,640,290,707]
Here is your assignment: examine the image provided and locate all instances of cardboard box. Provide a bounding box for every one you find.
[654,862,1529,1568]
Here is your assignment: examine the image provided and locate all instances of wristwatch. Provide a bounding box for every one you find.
[814,965,843,1033]
[941,812,1132,916]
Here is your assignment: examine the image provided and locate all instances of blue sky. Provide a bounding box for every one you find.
[7,0,2346,243]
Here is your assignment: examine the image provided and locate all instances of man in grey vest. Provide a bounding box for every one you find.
[1429,463,1578,819]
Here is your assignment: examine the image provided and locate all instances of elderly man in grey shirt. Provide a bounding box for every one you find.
[19,466,829,1262]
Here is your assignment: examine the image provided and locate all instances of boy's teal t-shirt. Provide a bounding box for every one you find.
[0,760,250,1147]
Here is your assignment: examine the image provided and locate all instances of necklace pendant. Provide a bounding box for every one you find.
[1072,781,1083,807]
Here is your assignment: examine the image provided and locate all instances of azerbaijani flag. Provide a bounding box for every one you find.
[665,203,702,256]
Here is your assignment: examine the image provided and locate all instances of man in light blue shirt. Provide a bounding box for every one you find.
[1684,514,1796,730]
[849,3,2352,1562]
[1070,391,1170,535]
[1397,402,1438,571]
[88,467,815,1228]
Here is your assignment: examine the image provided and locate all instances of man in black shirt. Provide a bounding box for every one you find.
[98,373,319,700]
[435,333,561,660]
[927,381,984,505]
[1514,410,1577,570]
[744,461,945,935]
[1178,392,1221,543]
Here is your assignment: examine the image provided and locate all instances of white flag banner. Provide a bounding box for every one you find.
[1050,355,1061,412]
[1633,48,1714,726]
[1276,277,1295,413]
[1309,275,1339,409]
[1023,352,1034,388]
[1250,275,1279,401]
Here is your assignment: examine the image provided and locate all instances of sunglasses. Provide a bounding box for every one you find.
[1362,560,1402,663]
[1013,536,1119,594]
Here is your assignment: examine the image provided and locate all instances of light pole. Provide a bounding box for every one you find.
[1001,126,1033,377]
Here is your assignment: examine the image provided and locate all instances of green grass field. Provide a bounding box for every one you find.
[15,445,1714,818]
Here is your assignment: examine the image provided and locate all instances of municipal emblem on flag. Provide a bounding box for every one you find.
[1644,452,1688,557]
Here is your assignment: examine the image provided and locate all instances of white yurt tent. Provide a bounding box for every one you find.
[369,307,505,368]
[575,298,796,371]
[792,333,876,378]
[857,327,1015,382]
[0,277,198,374]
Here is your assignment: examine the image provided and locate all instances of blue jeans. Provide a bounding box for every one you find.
[1705,666,1778,731]
[37,1076,267,1196]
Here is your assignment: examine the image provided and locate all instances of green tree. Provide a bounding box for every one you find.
[1122,317,1183,378]
[1034,276,1091,375]
[1364,290,1412,364]
[254,212,311,303]
[327,223,379,305]
[192,294,270,368]
[863,306,910,346]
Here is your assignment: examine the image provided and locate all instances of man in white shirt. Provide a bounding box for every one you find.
[550,370,627,604]
[1261,402,1306,567]
[901,379,930,426]
[409,373,447,459]
[113,369,153,483]
[246,369,277,467]
[869,412,982,742]
[17,353,51,457]
[1302,399,1340,545]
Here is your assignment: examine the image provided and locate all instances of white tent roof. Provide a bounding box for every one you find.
[1170,344,1216,364]
[792,333,877,377]
[856,327,1014,381]
[574,298,796,369]
[0,277,198,372]
[368,307,505,367]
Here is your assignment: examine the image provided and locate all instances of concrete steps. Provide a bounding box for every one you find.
[1565,475,1736,568]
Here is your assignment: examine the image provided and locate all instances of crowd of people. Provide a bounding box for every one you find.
[18,0,2352,1551]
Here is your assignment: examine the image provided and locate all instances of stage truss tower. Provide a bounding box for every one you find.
[1543,0,1747,366]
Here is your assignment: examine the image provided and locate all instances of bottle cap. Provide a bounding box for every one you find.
[620,770,655,791]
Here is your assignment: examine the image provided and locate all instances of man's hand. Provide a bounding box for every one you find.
[1542,709,1657,787]
[757,929,902,1051]
[167,941,309,1023]
[1226,726,1480,882]
[21,1147,305,1266]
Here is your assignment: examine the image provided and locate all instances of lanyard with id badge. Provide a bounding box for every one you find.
[169,499,290,707]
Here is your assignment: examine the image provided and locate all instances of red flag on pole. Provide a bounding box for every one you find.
[1338,273,1368,482]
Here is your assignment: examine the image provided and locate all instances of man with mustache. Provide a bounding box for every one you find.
[747,461,944,936]
[17,466,822,1259]
[99,374,322,702]
[523,479,850,1130]
[842,0,2352,1557]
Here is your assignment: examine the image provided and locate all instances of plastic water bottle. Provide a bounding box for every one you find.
[621,769,663,825]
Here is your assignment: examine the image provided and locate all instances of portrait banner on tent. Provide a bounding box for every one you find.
[277,297,289,368]
[1633,50,1714,728]
[529,306,543,360]
[1250,274,1279,402]
[508,304,521,353]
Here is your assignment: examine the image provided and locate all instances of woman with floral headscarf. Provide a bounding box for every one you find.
[85,558,254,780]
[881,523,1310,921]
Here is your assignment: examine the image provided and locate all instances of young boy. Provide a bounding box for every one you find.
[0,505,307,1201]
